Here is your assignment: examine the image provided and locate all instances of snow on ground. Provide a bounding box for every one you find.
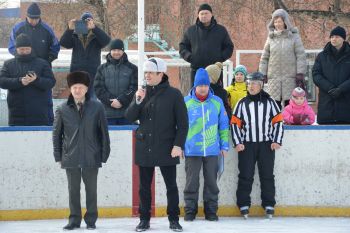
[1,217,349,233]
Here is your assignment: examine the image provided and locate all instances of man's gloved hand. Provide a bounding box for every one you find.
[328,88,342,99]
[295,73,306,90]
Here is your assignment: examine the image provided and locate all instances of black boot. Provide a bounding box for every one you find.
[86,223,96,230]
[169,220,183,232]
[63,222,80,230]
[184,214,195,221]
[205,213,219,221]
[135,220,150,232]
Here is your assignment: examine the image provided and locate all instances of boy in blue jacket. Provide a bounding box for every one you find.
[184,68,229,221]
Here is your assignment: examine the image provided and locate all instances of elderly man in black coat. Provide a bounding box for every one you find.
[125,57,188,232]
[60,12,110,98]
[0,33,55,126]
[52,71,110,230]
[179,3,234,86]
[313,26,350,124]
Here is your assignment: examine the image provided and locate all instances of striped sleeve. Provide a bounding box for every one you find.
[270,99,284,145]
[230,100,244,147]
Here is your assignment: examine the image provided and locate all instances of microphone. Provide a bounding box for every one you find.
[137,79,147,102]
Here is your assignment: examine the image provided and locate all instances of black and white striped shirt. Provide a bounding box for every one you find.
[231,93,284,146]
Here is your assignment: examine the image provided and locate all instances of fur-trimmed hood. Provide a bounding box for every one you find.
[267,9,298,38]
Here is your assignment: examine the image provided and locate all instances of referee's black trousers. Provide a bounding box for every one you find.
[236,141,276,208]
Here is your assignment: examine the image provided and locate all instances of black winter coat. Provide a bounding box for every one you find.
[179,17,234,69]
[312,42,350,124]
[94,53,138,118]
[53,95,110,168]
[59,27,110,83]
[0,53,55,126]
[210,83,232,121]
[125,76,189,167]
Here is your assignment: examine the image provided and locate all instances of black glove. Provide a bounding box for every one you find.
[263,75,268,83]
[328,88,342,99]
[295,73,306,90]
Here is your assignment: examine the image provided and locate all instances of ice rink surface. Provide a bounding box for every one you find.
[1,217,349,233]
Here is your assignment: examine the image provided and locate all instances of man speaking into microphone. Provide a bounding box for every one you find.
[125,57,188,232]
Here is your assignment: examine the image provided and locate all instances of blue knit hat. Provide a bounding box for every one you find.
[27,3,41,19]
[81,12,93,21]
[194,68,210,88]
[234,65,248,77]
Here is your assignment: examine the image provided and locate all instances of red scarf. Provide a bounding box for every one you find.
[195,92,208,102]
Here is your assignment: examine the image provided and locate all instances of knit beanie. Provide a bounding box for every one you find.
[198,3,212,13]
[81,12,93,21]
[194,68,210,88]
[27,3,41,19]
[330,26,346,40]
[292,87,305,97]
[15,34,32,48]
[205,62,222,84]
[109,39,124,51]
[67,71,90,88]
[233,65,248,77]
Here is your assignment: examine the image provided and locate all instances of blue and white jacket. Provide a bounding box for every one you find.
[184,88,229,156]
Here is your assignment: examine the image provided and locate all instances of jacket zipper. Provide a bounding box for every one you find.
[201,102,206,157]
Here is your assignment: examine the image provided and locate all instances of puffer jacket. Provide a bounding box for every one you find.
[282,98,315,125]
[226,82,247,110]
[94,53,138,118]
[0,53,55,126]
[52,95,110,168]
[259,9,307,101]
[184,88,229,156]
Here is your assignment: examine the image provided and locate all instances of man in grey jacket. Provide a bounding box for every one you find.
[53,71,110,230]
[94,39,138,125]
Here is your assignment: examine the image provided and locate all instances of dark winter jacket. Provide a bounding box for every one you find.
[179,17,234,69]
[210,83,232,121]
[52,95,110,168]
[312,42,350,124]
[94,53,138,118]
[8,19,60,63]
[125,76,189,167]
[59,27,110,84]
[0,53,56,126]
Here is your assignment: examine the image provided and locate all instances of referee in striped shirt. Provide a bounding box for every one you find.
[231,72,284,219]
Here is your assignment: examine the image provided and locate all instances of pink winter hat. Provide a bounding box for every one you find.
[292,87,305,97]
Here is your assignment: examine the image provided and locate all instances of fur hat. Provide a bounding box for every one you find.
[330,26,346,40]
[81,12,93,21]
[16,34,32,48]
[27,3,41,19]
[205,62,222,84]
[198,3,212,13]
[233,65,248,77]
[194,68,210,87]
[292,87,306,97]
[109,39,124,51]
[143,57,167,73]
[67,71,90,88]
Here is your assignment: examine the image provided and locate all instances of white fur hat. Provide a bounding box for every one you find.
[143,57,167,73]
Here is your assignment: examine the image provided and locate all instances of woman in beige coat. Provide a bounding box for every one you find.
[259,9,307,109]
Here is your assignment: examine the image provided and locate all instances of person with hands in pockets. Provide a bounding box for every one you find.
[231,72,284,219]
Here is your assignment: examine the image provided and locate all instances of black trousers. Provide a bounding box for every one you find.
[184,156,219,216]
[138,165,180,221]
[65,168,99,225]
[236,142,276,208]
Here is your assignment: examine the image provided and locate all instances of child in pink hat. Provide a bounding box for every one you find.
[282,87,315,125]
